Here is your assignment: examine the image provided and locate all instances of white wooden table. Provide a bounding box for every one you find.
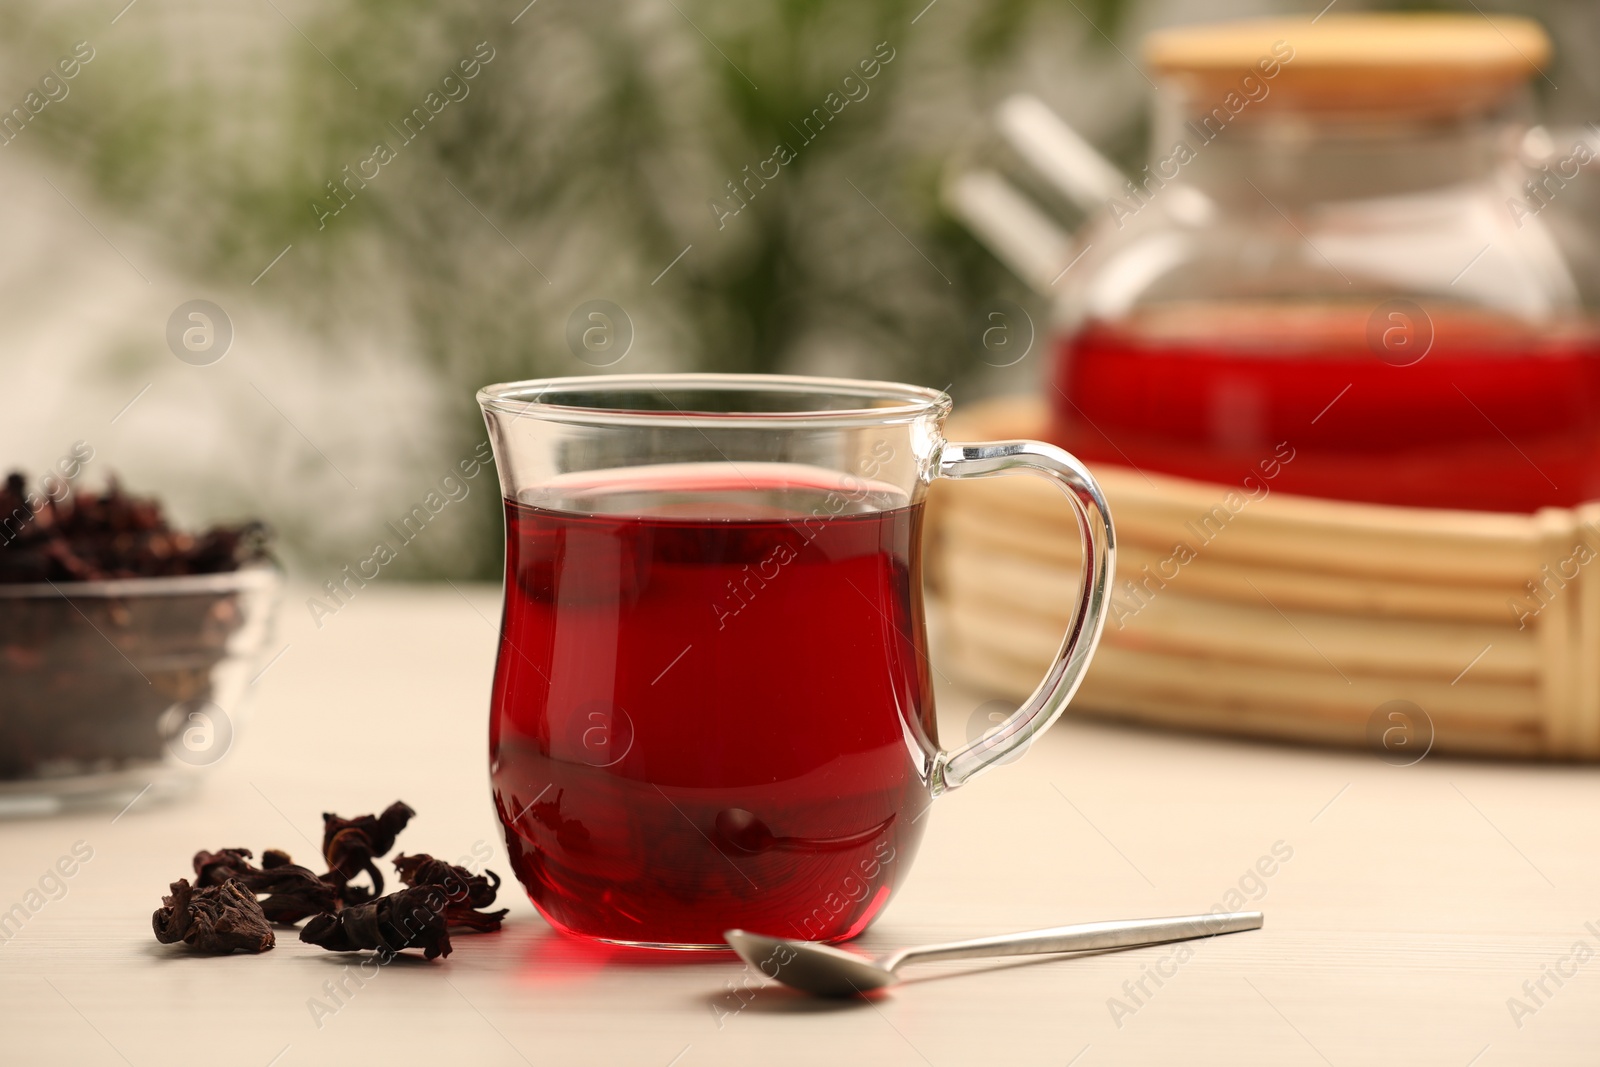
[2,584,1595,1065]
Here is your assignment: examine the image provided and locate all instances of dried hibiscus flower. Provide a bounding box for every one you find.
[322,801,415,905]
[192,847,340,924]
[192,847,257,886]
[300,885,452,960]
[393,853,509,932]
[0,472,271,584]
[152,878,275,954]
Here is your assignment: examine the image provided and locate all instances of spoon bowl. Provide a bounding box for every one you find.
[724,930,897,996]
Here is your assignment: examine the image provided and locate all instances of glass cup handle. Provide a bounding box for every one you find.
[932,439,1116,792]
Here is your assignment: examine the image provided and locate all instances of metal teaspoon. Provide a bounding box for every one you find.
[725,911,1263,997]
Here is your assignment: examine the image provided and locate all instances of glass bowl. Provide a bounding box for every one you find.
[0,565,281,816]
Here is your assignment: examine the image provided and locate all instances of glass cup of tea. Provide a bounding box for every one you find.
[478,374,1114,948]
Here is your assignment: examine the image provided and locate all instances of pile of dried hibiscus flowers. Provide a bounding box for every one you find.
[152,800,508,959]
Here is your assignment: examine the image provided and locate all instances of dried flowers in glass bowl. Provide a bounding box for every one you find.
[0,473,280,815]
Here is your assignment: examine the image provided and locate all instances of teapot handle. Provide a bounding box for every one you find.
[995,94,1127,211]
[941,95,1126,295]
[942,170,1076,294]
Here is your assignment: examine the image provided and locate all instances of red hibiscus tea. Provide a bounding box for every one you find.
[1053,305,1600,512]
[490,468,937,947]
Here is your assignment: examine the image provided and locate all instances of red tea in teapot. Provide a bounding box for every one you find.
[1052,303,1600,512]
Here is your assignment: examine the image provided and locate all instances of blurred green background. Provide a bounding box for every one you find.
[0,0,1592,580]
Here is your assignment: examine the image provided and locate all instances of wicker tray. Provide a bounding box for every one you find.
[929,396,1600,759]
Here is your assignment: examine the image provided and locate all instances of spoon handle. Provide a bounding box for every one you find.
[889,911,1262,971]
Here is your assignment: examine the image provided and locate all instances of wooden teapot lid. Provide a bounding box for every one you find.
[1143,14,1551,116]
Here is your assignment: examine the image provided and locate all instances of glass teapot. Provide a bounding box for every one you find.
[948,14,1600,512]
